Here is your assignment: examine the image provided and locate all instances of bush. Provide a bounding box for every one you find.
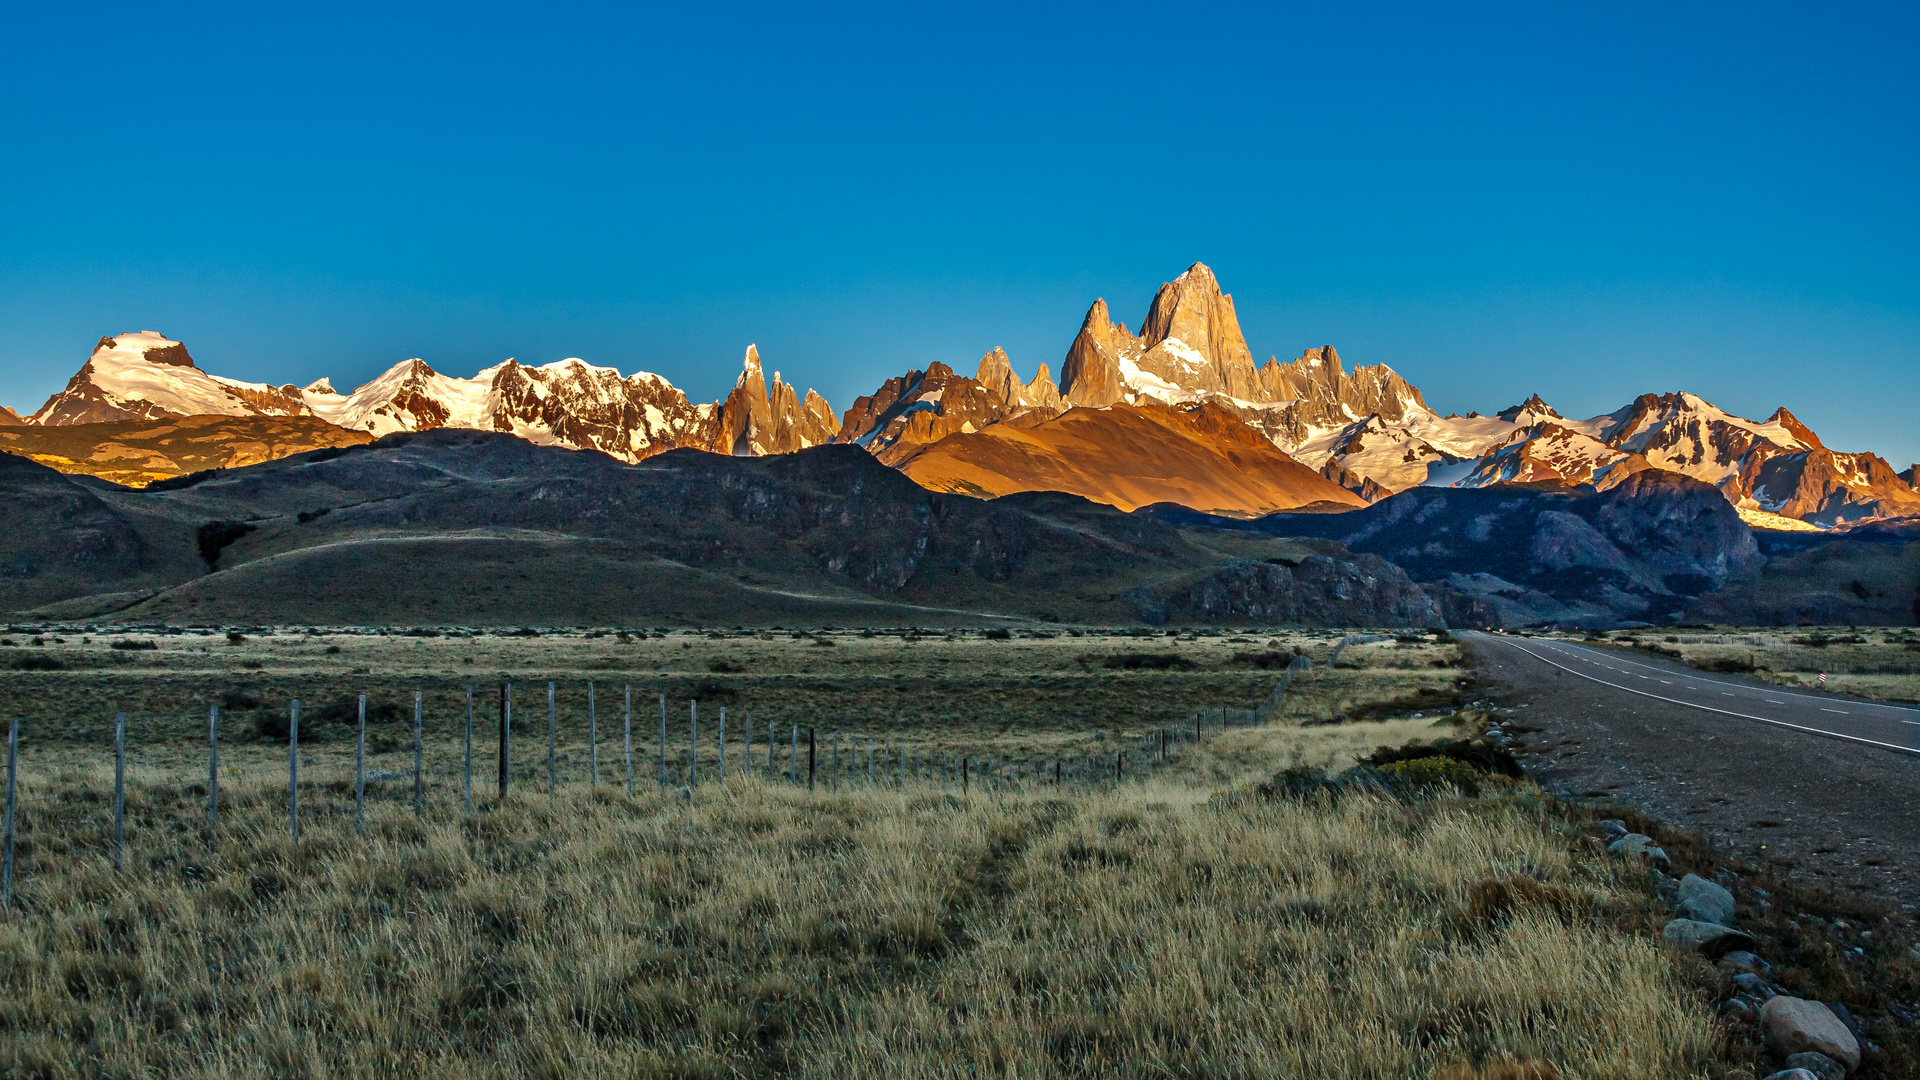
[1364,737,1521,777]
[983,628,1011,640]
[110,639,157,651]
[196,520,257,570]
[9,654,66,671]
[1378,755,1482,796]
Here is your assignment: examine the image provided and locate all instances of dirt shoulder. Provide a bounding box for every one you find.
[1461,631,1920,909]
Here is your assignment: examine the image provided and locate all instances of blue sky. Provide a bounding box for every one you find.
[3,2,1916,465]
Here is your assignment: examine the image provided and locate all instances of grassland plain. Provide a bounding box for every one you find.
[0,629,1738,1078]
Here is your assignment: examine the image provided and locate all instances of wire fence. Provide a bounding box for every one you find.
[0,636,1395,909]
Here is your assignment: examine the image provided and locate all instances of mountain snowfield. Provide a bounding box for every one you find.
[25,333,837,464]
[10,263,1920,526]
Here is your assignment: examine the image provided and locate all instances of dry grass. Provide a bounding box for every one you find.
[0,629,1722,1078]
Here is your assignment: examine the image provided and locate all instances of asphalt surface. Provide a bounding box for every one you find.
[1459,630,1920,907]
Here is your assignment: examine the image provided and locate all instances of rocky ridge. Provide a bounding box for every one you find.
[23,336,839,467]
[7,263,1918,527]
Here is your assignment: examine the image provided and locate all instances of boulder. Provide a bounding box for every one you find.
[1663,918,1755,957]
[1761,996,1861,1073]
[1677,873,1736,924]
[1782,1052,1846,1080]
[1608,833,1671,867]
[1734,973,1779,1002]
[1760,1070,1820,1080]
[1719,950,1771,977]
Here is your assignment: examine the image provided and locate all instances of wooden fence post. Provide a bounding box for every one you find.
[2,717,14,911]
[413,691,424,818]
[356,694,367,836]
[690,701,699,790]
[112,713,125,874]
[831,731,840,790]
[547,682,558,802]
[808,729,815,791]
[719,707,727,783]
[288,700,300,840]
[499,683,511,800]
[789,725,798,784]
[207,705,219,854]
[464,686,474,814]
[623,685,633,797]
[589,682,598,789]
[767,719,775,778]
[867,738,874,786]
[658,694,667,787]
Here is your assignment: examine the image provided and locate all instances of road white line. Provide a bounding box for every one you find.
[1823,709,1850,715]
[1534,640,1920,717]
[1480,635,1920,758]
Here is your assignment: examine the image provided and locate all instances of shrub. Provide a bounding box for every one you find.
[110,639,157,651]
[1378,755,1482,795]
[196,520,257,570]
[9,654,66,671]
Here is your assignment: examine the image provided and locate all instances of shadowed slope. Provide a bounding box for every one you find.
[4,430,1439,627]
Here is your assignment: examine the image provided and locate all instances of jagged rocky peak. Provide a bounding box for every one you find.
[1765,406,1824,451]
[975,347,1064,411]
[1134,262,1261,400]
[836,355,1047,464]
[716,345,839,457]
[1059,297,1137,408]
[1253,345,1429,431]
[1056,265,1427,439]
[1496,394,1561,423]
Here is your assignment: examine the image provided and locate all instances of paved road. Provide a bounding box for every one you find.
[1479,633,1920,757]
[1458,631,1920,907]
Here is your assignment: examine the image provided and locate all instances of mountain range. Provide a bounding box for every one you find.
[6,264,1920,530]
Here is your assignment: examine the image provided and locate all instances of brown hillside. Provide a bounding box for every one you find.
[0,414,372,488]
[894,401,1366,516]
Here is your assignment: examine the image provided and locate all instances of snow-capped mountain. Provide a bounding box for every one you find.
[26,334,836,464]
[12,265,1919,528]
[30,332,311,425]
[1048,263,1920,526]
[303,345,839,461]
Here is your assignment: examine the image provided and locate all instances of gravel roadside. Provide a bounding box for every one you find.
[1460,631,1920,910]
